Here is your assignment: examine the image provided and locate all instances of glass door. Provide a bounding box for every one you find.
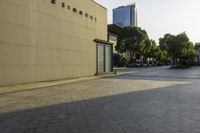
[97,44,104,73]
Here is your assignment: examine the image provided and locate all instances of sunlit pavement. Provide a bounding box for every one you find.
[1,66,200,133]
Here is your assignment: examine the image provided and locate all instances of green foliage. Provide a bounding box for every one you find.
[157,50,168,63]
[179,42,196,66]
[116,26,148,54]
[141,39,154,59]
[159,32,196,67]
[115,27,195,67]
[116,26,169,64]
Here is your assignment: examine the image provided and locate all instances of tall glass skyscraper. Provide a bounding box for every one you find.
[113,4,137,27]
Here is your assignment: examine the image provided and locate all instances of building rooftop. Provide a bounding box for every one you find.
[91,0,107,10]
[195,43,200,50]
[114,3,136,9]
[195,42,200,45]
[108,24,123,35]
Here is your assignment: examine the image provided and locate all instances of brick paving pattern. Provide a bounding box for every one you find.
[1,67,200,133]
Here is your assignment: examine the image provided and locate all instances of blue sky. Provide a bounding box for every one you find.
[95,0,200,43]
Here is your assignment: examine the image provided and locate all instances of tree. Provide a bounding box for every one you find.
[179,42,196,66]
[140,39,153,63]
[159,33,174,51]
[157,49,168,64]
[159,32,195,67]
[142,40,154,62]
[116,26,149,63]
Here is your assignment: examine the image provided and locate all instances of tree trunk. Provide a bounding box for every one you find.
[171,58,175,68]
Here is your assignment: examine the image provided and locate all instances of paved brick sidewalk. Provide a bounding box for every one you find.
[1,68,200,133]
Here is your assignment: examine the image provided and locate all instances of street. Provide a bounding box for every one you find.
[1,66,200,133]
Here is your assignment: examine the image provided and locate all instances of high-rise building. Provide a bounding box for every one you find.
[113,3,138,27]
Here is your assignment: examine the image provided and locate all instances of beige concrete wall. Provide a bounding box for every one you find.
[0,0,107,86]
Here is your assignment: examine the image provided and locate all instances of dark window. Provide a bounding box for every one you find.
[51,0,56,4]
[61,2,65,8]
[95,17,97,21]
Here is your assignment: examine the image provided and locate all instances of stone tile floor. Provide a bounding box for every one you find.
[1,67,200,133]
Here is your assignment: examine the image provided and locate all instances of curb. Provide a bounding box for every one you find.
[0,72,130,96]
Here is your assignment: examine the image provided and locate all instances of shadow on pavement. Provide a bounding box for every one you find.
[1,81,200,133]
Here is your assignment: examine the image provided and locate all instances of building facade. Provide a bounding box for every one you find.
[0,0,112,86]
[108,24,123,53]
[113,4,137,27]
[108,24,127,67]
